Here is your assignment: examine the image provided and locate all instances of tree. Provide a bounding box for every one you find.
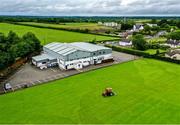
[7,31,20,45]
[0,33,7,51]
[22,32,41,51]
[156,50,160,55]
[90,38,97,44]
[151,26,160,32]
[132,34,148,51]
[160,23,170,28]
[0,52,15,70]
[121,23,133,30]
[177,21,180,28]
[84,28,89,33]
[0,32,41,70]
[158,19,168,26]
[0,33,6,43]
[151,19,157,24]
[167,31,180,40]
[144,25,151,32]
[143,25,151,35]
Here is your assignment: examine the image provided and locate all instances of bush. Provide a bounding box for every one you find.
[132,34,148,51]
[147,43,170,50]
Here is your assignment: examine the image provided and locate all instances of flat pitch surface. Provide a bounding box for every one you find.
[0,59,180,124]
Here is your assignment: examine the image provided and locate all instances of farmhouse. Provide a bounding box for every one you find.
[133,24,144,31]
[32,42,113,70]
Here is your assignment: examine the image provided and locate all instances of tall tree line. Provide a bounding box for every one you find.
[0,31,41,70]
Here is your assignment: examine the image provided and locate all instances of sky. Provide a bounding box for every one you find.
[0,0,180,16]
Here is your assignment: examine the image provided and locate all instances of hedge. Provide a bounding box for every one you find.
[105,45,180,64]
[105,45,151,57]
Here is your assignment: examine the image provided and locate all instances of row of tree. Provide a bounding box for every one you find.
[0,31,41,70]
[1,16,179,24]
[132,34,170,51]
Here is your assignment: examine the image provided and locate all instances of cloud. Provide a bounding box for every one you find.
[0,0,179,16]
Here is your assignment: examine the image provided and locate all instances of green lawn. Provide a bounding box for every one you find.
[144,49,166,55]
[0,59,180,124]
[0,23,116,44]
[19,22,113,31]
[147,37,167,43]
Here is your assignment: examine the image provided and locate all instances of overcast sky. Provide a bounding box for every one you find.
[0,0,180,16]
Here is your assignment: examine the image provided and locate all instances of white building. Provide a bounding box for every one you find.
[119,39,132,46]
[32,42,113,70]
[104,22,118,27]
[133,24,144,31]
[99,22,121,29]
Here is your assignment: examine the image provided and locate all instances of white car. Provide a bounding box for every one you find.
[4,83,12,90]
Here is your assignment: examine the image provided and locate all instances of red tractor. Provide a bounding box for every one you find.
[102,88,115,97]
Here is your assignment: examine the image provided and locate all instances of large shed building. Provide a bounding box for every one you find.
[32,42,113,70]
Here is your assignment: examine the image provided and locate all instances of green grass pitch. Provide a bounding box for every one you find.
[0,59,180,124]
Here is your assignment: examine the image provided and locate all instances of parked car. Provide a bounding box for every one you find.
[4,83,12,90]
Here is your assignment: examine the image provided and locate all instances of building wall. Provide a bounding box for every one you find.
[32,58,58,68]
[90,49,112,57]
[119,42,132,46]
[60,53,112,70]
[67,50,91,61]
[34,45,112,70]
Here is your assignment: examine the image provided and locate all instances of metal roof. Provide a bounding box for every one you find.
[32,54,56,62]
[44,42,111,56]
[45,42,61,48]
[70,42,110,52]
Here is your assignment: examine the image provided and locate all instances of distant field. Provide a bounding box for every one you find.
[134,19,151,23]
[0,59,180,124]
[0,23,117,44]
[147,37,167,43]
[19,22,114,31]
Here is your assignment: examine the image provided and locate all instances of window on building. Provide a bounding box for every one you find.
[42,62,47,64]
[103,51,105,54]
[93,53,96,55]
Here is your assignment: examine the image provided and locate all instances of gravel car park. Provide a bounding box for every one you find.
[2,51,138,93]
